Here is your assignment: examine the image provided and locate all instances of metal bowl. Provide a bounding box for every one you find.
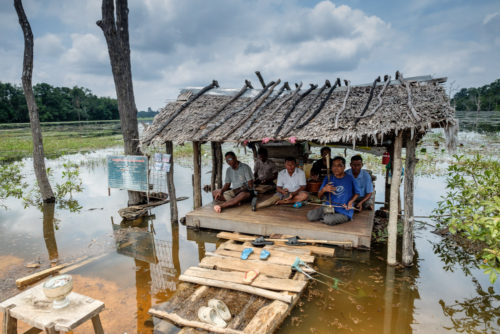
[42,274,73,309]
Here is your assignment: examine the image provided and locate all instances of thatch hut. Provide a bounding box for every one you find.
[141,71,457,265]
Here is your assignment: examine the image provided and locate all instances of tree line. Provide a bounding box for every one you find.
[452,79,500,111]
[0,81,119,123]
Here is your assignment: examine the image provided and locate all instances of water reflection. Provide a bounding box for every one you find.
[439,277,500,333]
[431,234,479,277]
[42,202,59,262]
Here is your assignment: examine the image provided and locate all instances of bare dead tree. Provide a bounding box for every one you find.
[97,0,142,205]
[14,0,55,203]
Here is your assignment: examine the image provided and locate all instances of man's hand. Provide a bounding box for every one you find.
[356,202,363,212]
[322,183,336,193]
[346,200,355,210]
[213,189,223,200]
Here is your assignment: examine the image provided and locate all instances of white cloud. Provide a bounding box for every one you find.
[61,33,109,74]
[483,12,498,25]
[35,33,65,57]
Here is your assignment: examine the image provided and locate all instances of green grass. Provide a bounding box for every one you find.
[0,124,123,161]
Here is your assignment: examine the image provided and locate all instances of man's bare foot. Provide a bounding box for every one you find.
[214,205,222,213]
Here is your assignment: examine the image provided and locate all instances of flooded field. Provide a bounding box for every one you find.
[0,113,499,333]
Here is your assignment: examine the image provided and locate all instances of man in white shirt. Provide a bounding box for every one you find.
[254,157,308,210]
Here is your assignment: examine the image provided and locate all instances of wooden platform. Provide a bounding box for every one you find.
[149,240,319,334]
[186,201,375,248]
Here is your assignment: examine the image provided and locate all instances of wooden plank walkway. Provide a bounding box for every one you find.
[149,239,327,334]
[186,200,375,248]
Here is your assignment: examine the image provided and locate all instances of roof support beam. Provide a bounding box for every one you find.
[397,71,421,122]
[274,83,317,138]
[356,75,391,120]
[200,81,275,140]
[295,78,342,131]
[143,80,219,145]
[354,76,381,126]
[333,80,351,129]
[199,80,253,131]
[255,71,266,88]
[222,80,281,140]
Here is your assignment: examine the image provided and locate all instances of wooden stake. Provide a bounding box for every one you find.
[402,133,416,266]
[387,133,403,265]
[166,141,178,222]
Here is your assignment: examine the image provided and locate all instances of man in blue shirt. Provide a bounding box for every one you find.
[345,155,374,211]
[307,156,360,225]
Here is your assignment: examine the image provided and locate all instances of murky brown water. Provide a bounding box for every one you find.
[1,140,499,333]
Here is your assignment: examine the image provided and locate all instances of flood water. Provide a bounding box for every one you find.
[0,113,499,333]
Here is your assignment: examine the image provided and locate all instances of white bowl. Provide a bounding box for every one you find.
[42,274,73,309]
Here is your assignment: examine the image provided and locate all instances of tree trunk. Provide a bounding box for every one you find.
[97,0,142,205]
[387,132,403,265]
[402,133,416,266]
[165,141,178,223]
[14,0,55,203]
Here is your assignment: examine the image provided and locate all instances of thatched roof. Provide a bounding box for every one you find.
[141,73,456,147]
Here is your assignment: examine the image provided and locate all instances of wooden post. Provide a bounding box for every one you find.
[211,142,218,191]
[384,142,395,210]
[215,142,223,189]
[193,141,202,209]
[165,141,178,223]
[402,133,417,266]
[387,132,402,265]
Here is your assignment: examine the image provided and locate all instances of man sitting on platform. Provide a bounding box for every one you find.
[212,151,254,213]
[307,156,360,225]
[346,155,374,212]
[253,148,278,192]
[310,147,334,181]
[254,157,308,210]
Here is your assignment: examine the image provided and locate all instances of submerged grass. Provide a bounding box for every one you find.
[0,125,123,162]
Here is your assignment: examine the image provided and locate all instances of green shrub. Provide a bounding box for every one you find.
[434,154,500,283]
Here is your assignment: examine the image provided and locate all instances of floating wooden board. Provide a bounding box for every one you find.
[214,248,309,267]
[179,275,294,304]
[15,264,65,288]
[184,267,306,293]
[217,232,335,257]
[199,256,292,279]
[220,242,315,263]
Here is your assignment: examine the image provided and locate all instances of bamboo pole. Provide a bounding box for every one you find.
[165,141,178,222]
[402,133,416,266]
[387,132,403,265]
[193,141,202,209]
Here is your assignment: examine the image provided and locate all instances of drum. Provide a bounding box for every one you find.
[306,181,322,194]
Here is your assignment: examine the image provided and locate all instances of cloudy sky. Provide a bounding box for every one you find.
[1,0,499,111]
